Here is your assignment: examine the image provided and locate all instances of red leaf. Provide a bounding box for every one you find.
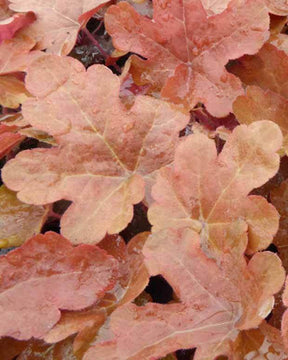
[0,11,35,44]
[0,232,118,340]
[43,233,149,349]
[0,123,23,158]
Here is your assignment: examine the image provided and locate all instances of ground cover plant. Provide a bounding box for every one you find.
[2,0,288,359]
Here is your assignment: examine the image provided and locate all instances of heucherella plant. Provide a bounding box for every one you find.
[1,1,288,359]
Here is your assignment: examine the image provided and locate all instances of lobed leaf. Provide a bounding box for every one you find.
[43,233,149,351]
[0,231,118,340]
[232,43,288,155]
[8,0,111,55]
[201,0,288,15]
[2,55,188,244]
[0,32,43,75]
[84,228,285,359]
[105,0,270,116]
[149,121,282,257]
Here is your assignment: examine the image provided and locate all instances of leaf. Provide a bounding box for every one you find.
[119,73,150,109]
[233,86,288,156]
[0,0,11,19]
[266,0,288,15]
[230,43,288,97]
[16,337,77,360]
[84,228,285,359]
[201,0,288,16]
[0,33,43,75]
[105,0,269,116]
[0,123,24,158]
[0,185,48,248]
[43,233,149,352]
[0,231,119,340]
[0,11,35,44]
[264,180,288,329]
[0,337,28,360]
[43,306,107,347]
[0,75,30,108]
[2,55,188,244]
[148,121,282,257]
[271,34,288,54]
[231,43,288,155]
[194,321,288,359]
[8,0,111,55]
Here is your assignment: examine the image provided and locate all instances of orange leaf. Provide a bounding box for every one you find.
[105,0,269,116]
[201,0,288,16]
[0,74,30,108]
[9,0,111,55]
[0,33,43,75]
[149,121,282,257]
[2,55,188,244]
[195,321,288,359]
[0,185,48,248]
[84,228,285,359]
[17,337,77,360]
[232,44,288,155]
[43,233,149,350]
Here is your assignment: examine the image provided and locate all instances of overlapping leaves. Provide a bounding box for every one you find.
[1,0,288,359]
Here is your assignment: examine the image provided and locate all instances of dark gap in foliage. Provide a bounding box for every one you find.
[145,275,174,304]
[176,348,196,360]
[0,247,16,256]
[0,158,5,185]
[116,52,132,68]
[266,243,278,253]
[120,202,151,243]
[53,200,72,215]
[70,44,106,68]
[41,218,61,234]
[265,311,273,323]
[225,59,241,72]
[72,15,114,70]
[86,17,103,33]
[19,138,39,151]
